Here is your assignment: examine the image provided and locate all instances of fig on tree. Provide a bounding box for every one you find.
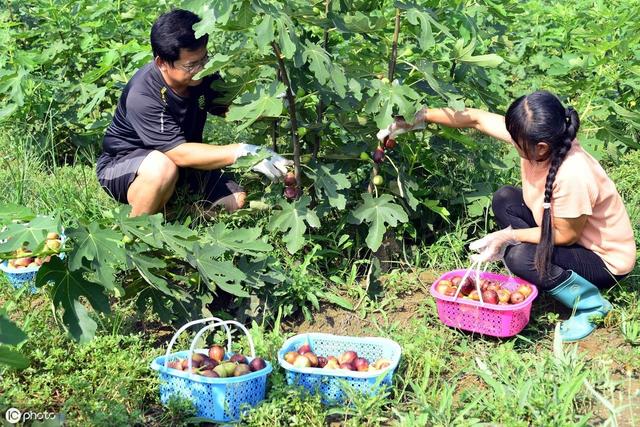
[372,147,385,164]
[284,186,299,200]
[384,138,396,149]
[284,172,296,187]
[372,175,384,186]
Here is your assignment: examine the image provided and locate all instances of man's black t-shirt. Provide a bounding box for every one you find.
[101,62,228,159]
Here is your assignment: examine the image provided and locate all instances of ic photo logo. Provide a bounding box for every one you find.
[5,407,58,424]
[5,408,21,424]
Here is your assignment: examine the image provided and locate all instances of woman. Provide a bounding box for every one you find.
[381,91,636,341]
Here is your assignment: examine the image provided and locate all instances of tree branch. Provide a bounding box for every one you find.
[272,42,301,187]
[312,0,332,162]
[389,8,401,81]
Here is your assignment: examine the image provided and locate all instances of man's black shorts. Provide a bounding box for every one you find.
[96,149,240,205]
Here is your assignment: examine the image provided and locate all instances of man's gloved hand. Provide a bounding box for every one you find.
[235,144,292,181]
[469,226,518,263]
[376,108,427,142]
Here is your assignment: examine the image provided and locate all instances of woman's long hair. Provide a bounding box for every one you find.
[505,90,580,280]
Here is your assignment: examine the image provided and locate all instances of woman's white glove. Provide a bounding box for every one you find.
[376,109,427,142]
[234,144,292,181]
[469,226,518,263]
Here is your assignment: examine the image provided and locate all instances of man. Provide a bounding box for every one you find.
[97,9,289,216]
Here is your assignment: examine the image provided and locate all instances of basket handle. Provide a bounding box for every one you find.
[186,320,256,374]
[452,259,486,304]
[163,317,232,368]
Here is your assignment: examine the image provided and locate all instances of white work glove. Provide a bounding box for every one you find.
[235,144,292,182]
[469,226,518,263]
[376,109,427,142]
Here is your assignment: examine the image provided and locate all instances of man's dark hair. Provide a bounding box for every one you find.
[151,9,208,63]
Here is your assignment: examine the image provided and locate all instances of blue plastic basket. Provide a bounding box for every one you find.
[150,318,272,423]
[0,232,66,294]
[277,333,401,405]
[0,261,39,293]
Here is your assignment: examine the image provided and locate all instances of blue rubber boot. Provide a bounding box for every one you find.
[548,271,612,342]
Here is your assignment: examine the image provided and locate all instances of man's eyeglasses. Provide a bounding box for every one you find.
[174,53,210,74]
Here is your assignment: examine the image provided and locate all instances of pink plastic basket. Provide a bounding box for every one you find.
[430,269,538,337]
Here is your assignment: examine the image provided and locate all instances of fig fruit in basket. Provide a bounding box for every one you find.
[372,359,391,370]
[316,356,328,368]
[234,364,251,377]
[219,362,237,377]
[208,344,225,362]
[451,276,462,287]
[339,350,357,364]
[284,352,298,364]
[168,360,183,371]
[213,364,229,378]
[249,357,267,372]
[459,277,476,296]
[324,358,340,369]
[468,290,481,301]
[302,352,318,367]
[339,362,355,370]
[354,357,369,371]
[297,343,312,354]
[293,355,311,368]
[497,289,511,304]
[481,289,499,305]
[510,291,525,304]
[436,281,450,295]
[517,284,533,298]
[229,353,247,364]
[200,370,219,378]
[485,281,501,292]
[201,357,218,370]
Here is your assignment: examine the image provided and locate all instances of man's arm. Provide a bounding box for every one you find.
[164,142,240,170]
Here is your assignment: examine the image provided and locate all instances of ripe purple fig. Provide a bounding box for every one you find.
[200,357,218,370]
[284,186,299,200]
[317,356,328,368]
[481,289,499,305]
[249,357,267,372]
[372,147,385,164]
[229,354,247,364]
[297,344,312,354]
[284,172,296,187]
[384,138,396,150]
[200,370,219,378]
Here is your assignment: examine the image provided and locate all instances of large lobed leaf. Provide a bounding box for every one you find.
[307,162,351,210]
[226,82,286,131]
[268,196,320,254]
[37,257,111,343]
[350,193,409,251]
